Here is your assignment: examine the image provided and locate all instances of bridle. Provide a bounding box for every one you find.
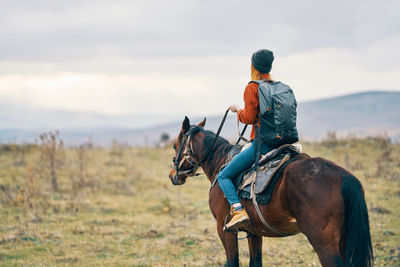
[172,127,202,185]
[172,108,230,185]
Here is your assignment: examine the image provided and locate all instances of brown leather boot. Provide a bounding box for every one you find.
[224,207,250,231]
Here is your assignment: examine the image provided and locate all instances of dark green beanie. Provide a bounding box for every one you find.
[251,49,274,73]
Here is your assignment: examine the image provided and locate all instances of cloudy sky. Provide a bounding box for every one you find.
[0,0,399,120]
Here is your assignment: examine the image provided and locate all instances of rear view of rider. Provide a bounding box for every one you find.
[218,49,296,230]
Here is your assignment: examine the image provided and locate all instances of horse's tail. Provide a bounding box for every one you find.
[341,174,373,267]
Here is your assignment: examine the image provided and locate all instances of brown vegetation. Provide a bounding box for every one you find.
[0,132,399,266]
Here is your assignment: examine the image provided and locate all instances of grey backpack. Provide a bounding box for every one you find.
[251,79,299,148]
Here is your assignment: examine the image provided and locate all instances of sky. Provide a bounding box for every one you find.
[0,0,399,119]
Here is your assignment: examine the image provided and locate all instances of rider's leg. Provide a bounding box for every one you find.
[218,141,272,229]
[218,143,256,206]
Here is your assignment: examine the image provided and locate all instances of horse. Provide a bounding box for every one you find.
[168,117,373,267]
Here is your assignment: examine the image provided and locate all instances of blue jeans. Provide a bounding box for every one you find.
[218,141,272,205]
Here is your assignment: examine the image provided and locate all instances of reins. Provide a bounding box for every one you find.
[201,108,230,165]
[236,120,248,145]
[209,109,248,193]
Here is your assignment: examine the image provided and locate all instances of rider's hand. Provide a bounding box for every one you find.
[229,104,240,113]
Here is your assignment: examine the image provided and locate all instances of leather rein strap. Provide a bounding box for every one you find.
[236,119,248,145]
[210,109,248,192]
[205,108,230,163]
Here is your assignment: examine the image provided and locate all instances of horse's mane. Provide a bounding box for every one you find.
[189,126,233,175]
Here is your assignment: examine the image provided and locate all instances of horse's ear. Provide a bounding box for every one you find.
[197,117,206,127]
[181,116,190,133]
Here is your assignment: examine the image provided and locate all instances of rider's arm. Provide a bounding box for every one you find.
[237,82,259,124]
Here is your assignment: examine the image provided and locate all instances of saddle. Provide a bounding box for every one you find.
[224,144,302,204]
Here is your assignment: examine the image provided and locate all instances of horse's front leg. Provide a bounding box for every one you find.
[217,222,239,267]
[248,235,262,267]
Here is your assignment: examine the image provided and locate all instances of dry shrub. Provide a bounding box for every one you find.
[22,163,48,222]
[1,162,48,222]
[39,131,65,191]
[374,135,399,180]
[69,145,87,192]
[25,163,40,196]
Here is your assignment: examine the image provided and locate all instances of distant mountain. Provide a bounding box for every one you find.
[0,101,181,129]
[297,91,400,140]
[1,91,399,146]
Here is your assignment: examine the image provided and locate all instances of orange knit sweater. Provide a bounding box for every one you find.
[237,73,271,140]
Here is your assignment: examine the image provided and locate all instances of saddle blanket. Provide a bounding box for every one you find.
[225,144,302,205]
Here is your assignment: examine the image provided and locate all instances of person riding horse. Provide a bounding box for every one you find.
[169,60,372,265]
[219,49,297,230]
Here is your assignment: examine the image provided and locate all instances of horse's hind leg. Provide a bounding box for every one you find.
[247,235,262,267]
[297,214,345,266]
[217,223,239,267]
[306,230,344,267]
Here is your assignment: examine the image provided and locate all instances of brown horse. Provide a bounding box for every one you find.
[168,117,373,267]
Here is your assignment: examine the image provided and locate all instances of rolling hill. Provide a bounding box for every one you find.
[1,91,399,146]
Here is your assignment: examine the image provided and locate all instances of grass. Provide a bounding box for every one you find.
[0,136,399,266]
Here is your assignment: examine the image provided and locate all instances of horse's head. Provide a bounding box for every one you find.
[168,116,206,185]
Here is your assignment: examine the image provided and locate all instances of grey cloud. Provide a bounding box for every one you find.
[1,0,399,62]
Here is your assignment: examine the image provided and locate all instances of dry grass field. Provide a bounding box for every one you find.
[0,132,399,266]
